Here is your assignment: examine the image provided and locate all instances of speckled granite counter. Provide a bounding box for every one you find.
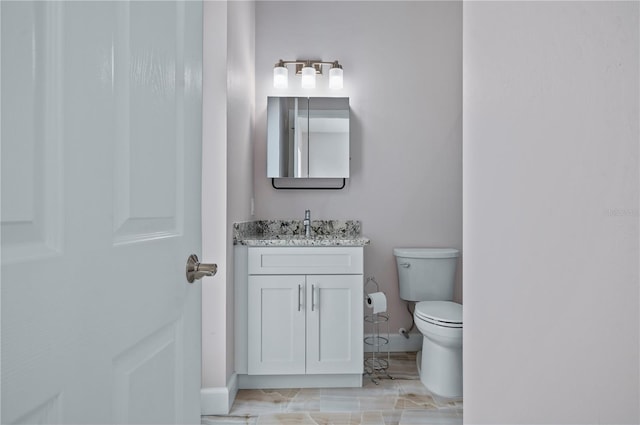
[233,220,370,247]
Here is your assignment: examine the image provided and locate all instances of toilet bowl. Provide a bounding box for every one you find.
[393,247,463,398]
[414,301,462,398]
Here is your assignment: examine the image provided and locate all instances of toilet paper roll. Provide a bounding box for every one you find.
[366,292,387,314]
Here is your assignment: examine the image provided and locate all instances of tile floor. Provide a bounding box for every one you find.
[201,352,463,425]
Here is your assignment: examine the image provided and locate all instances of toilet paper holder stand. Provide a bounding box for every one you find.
[364,277,392,384]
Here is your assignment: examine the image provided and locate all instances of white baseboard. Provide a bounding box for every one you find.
[364,332,422,353]
[238,373,362,389]
[200,373,238,415]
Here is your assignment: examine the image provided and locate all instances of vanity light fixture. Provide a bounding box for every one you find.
[329,62,343,90]
[301,63,316,89]
[273,60,288,88]
[273,59,344,89]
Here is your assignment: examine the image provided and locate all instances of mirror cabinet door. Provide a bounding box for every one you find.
[308,97,350,178]
[267,97,349,179]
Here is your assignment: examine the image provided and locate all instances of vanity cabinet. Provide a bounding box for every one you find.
[248,274,362,375]
[236,246,364,388]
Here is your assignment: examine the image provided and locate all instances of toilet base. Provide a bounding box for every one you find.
[416,335,462,398]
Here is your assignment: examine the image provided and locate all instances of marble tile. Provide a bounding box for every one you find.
[254,411,387,425]
[395,380,431,397]
[230,389,299,415]
[287,388,321,412]
[355,411,387,425]
[202,415,257,425]
[430,394,463,410]
[394,393,438,410]
[380,411,402,425]
[319,382,399,412]
[357,397,401,412]
[310,411,385,425]
[326,380,399,397]
[256,412,316,424]
[319,394,361,412]
[398,409,462,425]
[202,353,462,425]
[385,353,420,380]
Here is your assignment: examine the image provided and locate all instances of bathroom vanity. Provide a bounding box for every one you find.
[234,220,369,389]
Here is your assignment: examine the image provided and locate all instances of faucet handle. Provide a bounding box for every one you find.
[303,210,311,237]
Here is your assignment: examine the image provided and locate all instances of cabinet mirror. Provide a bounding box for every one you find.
[267,97,350,179]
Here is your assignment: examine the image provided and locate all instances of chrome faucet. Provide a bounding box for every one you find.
[303,209,311,237]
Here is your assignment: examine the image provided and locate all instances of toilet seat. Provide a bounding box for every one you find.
[415,301,462,328]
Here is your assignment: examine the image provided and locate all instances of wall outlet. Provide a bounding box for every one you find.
[250,197,255,216]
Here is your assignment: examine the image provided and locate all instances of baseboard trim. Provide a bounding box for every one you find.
[364,332,422,353]
[238,373,362,389]
[200,373,238,415]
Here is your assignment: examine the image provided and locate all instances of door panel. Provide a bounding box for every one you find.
[112,321,182,425]
[1,1,63,263]
[1,1,203,424]
[247,276,306,375]
[306,275,363,375]
[113,1,184,244]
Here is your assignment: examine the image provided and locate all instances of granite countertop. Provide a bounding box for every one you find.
[236,234,371,247]
[233,219,370,247]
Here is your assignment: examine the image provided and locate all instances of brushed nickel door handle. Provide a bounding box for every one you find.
[186,254,217,283]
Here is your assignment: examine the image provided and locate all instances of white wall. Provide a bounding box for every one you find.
[226,0,255,382]
[202,0,228,390]
[202,0,255,395]
[254,1,463,333]
[463,2,639,424]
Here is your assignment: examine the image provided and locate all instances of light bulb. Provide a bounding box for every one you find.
[329,67,343,90]
[273,65,288,89]
[301,66,316,89]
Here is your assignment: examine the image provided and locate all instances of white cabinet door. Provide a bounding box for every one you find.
[306,275,363,375]
[248,275,306,375]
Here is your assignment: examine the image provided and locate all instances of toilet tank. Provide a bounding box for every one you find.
[394,248,459,302]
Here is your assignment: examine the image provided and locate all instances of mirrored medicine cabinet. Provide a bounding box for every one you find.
[267,97,350,179]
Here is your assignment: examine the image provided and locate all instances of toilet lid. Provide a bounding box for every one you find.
[415,301,462,326]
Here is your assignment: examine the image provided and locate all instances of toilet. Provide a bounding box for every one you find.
[393,248,462,398]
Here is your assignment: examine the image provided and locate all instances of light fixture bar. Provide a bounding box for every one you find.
[295,60,323,75]
[273,59,344,89]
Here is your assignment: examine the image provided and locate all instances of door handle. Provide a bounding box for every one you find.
[298,284,302,311]
[311,284,316,311]
[186,254,217,283]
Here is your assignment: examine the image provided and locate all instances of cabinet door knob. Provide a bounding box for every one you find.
[298,284,302,311]
[311,284,316,311]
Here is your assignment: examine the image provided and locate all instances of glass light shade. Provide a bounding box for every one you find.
[273,66,288,88]
[329,67,343,90]
[301,66,316,89]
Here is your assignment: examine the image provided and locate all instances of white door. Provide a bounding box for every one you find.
[306,276,363,375]
[1,1,204,424]
[247,275,306,375]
